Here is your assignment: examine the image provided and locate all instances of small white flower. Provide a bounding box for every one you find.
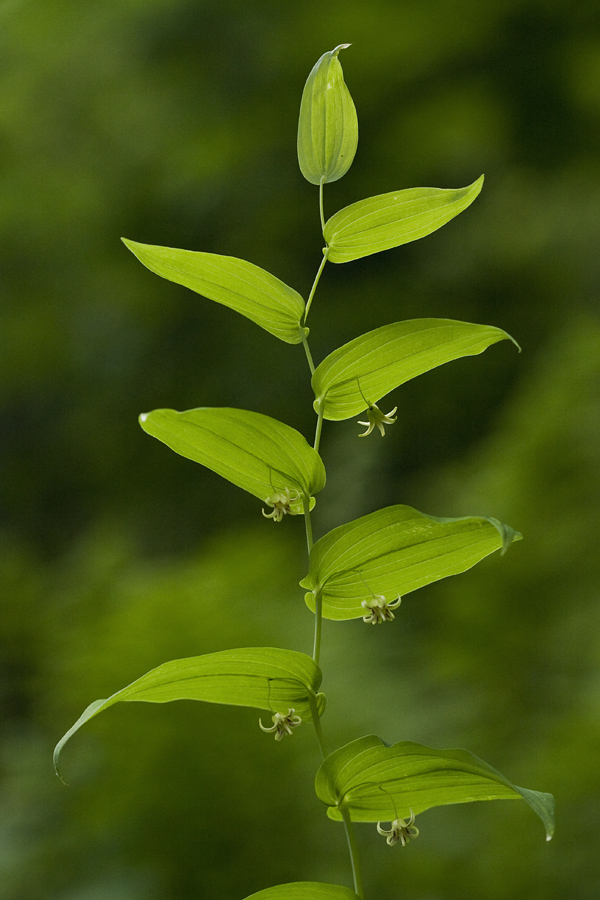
[376,810,419,846]
[262,487,301,522]
[258,709,302,741]
[357,403,398,437]
[361,593,402,624]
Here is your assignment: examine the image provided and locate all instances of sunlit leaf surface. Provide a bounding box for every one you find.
[324,176,484,262]
[315,734,554,839]
[301,505,521,619]
[245,884,360,900]
[123,239,307,344]
[54,648,326,779]
[139,407,326,517]
[312,319,518,420]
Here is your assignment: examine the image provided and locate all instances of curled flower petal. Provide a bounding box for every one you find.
[361,594,402,624]
[258,709,302,740]
[357,404,398,437]
[262,487,301,522]
[376,811,419,847]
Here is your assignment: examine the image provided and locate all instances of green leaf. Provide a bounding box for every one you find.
[122,239,307,345]
[139,407,326,517]
[324,176,484,263]
[300,505,521,620]
[315,735,555,840]
[297,44,358,186]
[54,648,326,780]
[312,319,518,420]
[245,884,360,900]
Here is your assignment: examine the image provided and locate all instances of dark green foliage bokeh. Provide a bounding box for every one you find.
[1,1,599,898]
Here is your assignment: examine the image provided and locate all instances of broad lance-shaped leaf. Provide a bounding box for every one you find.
[312,319,519,421]
[139,407,326,518]
[300,505,521,620]
[122,239,307,345]
[297,44,358,186]
[323,176,484,263]
[54,648,326,779]
[315,735,555,840]
[245,884,360,900]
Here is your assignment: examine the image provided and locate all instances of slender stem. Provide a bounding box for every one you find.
[341,805,365,899]
[319,178,326,233]
[304,506,323,668]
[304,249,329,324]
[302,335,315,375]
[303,500,314,557]
[312,590,322,666]
[308,692,329,759]
[313,407,324,453]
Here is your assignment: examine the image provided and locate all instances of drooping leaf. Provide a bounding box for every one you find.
[323,176,484,263]
[300,505,521,620]
[54,648,326,780]
[312,319,518,420]
[297,44,358,186]
[315,735,554,840]
[139,407,326,517]
[122,239,307,344]
[245,884,360,900]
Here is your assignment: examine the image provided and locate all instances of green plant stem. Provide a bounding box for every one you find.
[304,501,314,557]
[341,805,365,899]
[302,335,315,375]
[304,505,323,668]
[314,407,324,453]
[319,178,326,233]
[312,590,322,666]
[308,693,328,759]
[304,249,329,324]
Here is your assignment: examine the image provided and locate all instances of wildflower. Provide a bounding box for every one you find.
[357,403,397,437]
[361,593,402,624]
[258,708,302,741]
[376,810,419,846]
[262,486,301,522]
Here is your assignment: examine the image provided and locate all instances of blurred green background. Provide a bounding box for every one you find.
[1,1,599,898]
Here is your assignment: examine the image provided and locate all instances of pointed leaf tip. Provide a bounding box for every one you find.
[485,517,522,555]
